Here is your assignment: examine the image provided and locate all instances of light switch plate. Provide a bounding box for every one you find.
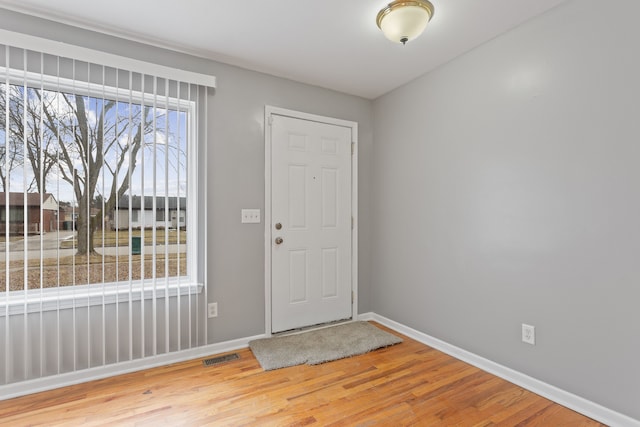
[208,302,218,318]
[241,209,261,223]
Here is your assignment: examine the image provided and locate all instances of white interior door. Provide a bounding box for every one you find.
[269,112,354,333]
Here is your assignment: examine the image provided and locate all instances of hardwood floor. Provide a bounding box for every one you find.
[0,322,605,426]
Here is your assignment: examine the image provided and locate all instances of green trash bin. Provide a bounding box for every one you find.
[131,236,141,255]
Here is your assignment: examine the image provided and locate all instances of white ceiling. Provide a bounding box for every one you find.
[0,0,568,99]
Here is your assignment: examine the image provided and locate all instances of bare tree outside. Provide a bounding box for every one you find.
[0,138,21,192]
[1,77,189,292]
[51,92,151,255]
[0,84,26,192]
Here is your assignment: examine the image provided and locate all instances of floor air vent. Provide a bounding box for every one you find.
[202,353,239,367]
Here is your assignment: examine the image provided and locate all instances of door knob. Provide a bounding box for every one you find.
[275,223,282,230]
[275,237,284,245]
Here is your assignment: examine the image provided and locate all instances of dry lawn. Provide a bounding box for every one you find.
[59,229,186,249]
[0,254,187,292]
[0,236,23,243]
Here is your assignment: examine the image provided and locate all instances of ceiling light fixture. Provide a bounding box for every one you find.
[376,0,435,45]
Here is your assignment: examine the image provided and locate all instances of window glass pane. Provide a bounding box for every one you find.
[0,79,189,292]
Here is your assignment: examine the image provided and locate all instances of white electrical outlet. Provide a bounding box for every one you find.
[208,302,218,318]
[241,209,261,224]
[522,324,535,345]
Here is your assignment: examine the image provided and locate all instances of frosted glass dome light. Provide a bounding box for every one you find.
[376,0,435,45]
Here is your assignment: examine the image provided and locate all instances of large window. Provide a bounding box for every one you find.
[1,39,213,388]
[1,68,192,292]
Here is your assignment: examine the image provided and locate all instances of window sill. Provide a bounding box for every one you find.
[0,280,204,316]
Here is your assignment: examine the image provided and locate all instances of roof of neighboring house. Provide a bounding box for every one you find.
[116,195,186,211]
[0,192,57,208]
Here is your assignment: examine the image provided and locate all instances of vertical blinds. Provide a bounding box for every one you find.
[0,39,211,388]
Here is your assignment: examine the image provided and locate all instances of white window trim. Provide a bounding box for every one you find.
[1,67,194,112]
[1,281,204,317]
[0,29,216,88]
[0,57,202,312]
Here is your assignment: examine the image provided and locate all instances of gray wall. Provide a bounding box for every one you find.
[371,0,639,420]
[0,9,373,346]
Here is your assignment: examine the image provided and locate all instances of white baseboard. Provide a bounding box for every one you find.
[358,312,639,427]
[0,333,266,401]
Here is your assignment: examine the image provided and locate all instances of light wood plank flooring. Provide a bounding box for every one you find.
[0,323,605,426]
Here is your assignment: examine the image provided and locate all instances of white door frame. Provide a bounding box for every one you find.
[264,106,358,336]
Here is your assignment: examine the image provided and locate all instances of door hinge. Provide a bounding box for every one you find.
[268,115,274,126]
[351,216,354,229]
[352,291,355,304]
[351,142,355,155]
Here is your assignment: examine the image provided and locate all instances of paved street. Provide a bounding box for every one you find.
[1,231,185,261]
[2,231,76,252]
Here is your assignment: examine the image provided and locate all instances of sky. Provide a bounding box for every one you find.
[1,86,189,207]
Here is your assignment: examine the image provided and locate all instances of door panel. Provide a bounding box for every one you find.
[270,114,352,333]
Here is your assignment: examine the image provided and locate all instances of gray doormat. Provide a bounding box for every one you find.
[249,321,403,371]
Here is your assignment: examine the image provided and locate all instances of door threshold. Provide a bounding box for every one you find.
[272,317,354,337]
